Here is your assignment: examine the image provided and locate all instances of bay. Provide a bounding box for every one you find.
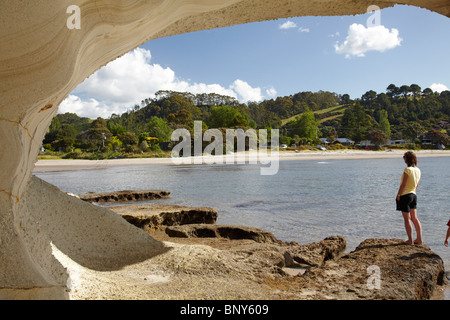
[34,156,450,269]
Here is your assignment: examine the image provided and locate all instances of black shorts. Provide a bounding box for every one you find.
[396,193,417,212]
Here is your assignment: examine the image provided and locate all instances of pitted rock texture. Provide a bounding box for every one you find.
[78,190,171,203]
[110,204,218,231]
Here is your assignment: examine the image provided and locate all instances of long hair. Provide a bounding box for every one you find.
[403,151,417,167]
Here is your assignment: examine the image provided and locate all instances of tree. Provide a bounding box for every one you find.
[292,107,320,140]
[49,117,61,132]
[51,137,75,152]
[338,101,370,142]
[168,108,193,127]
[427,130,450,147]
[386,84,399,99]
[368,129,389,149]
[361,90,377,107]
[399,85,412,98]
[375,93,391,110]
[208,106,249,128]
[231,112,248,127]
[108,122,127,135]
[378,110,391,140]
[339,107,358,139]
[340,94,351,105]
[108,136,123,151]
[321,126,337,140]
[160,94,201,119]
[422,88,433,96]
[77,118,112,151]
[147,116,172,142]
[118,131,138,147]
[404,123,423,142]
[410,84,422,99]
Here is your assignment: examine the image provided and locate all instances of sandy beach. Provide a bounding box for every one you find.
[33,149,450,172]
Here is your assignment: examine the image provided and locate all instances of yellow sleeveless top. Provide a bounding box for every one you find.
[400,166,421,195]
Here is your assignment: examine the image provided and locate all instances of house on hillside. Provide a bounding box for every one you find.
[359,140,373,147]
[419,130,449,148]
[359,139,408,147]
[334,138,355,145]
[388,140,408,145]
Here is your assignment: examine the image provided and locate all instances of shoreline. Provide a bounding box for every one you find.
[33,149,450,172]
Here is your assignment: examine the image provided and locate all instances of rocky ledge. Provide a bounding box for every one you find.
[110,204,218,232]
[111,203,447,300]
[78,190,170,203]
[304,238,447,300]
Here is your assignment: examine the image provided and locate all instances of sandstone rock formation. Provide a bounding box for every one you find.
[78,190,171,203]
[110,204,218,231]
[112,205,446,299]
[291,238,447,299]
[1,0,449,299]
[165,224,281,243]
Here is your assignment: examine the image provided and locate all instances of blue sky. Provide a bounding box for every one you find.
[60,4,450,119]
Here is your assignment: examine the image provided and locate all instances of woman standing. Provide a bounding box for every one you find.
[396,151,423,245]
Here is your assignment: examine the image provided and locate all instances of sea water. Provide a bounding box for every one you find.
[34,156,450,269]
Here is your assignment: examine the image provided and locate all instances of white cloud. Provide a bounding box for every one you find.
[59,48,271,118]
[230,79,263,102]
[298,27,310,33]
[265,87,277,98]
[279,21,297,30]
[59,95,111,119]
[334,23,402,58]
[429,83,449,93]
[279,21,309,33]
[328,32,340,38]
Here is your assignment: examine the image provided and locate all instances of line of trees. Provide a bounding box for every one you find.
[42,85,449,158]
[335,83,450,147]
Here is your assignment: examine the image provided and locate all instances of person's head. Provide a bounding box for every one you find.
[403,151,417,167]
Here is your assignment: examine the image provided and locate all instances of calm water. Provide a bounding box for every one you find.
[34,156,450,269]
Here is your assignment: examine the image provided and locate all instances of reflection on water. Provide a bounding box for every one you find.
[34,157,450,270]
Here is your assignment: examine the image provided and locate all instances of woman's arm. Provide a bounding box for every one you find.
[397,172,409,200]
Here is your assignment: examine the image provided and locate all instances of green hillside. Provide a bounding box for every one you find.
[281,104,348,126]
[41,84,450,159]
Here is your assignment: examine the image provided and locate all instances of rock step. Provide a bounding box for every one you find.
[295,238,447,300]
[165,224,280,244]
[109,204,218,230]
[78,190,170,203]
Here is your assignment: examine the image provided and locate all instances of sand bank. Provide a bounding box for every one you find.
[33,149,450,172]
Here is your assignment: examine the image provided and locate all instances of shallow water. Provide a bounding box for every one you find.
[34,156,450,270]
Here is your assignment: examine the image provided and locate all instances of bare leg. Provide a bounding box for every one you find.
[410,209,423,244]
[445,228,450,247]
[402,211,413,244]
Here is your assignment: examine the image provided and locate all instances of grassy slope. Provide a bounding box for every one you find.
[280,104,348,126]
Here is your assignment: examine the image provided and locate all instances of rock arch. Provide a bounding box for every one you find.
[0,0,448,299]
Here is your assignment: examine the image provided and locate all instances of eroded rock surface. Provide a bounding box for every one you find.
[116,205,446,300]
[110,204,218,232]
[152,230,446,299]
[78,190,170,203]
[165,224,280,243]
[291,239,447,299]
